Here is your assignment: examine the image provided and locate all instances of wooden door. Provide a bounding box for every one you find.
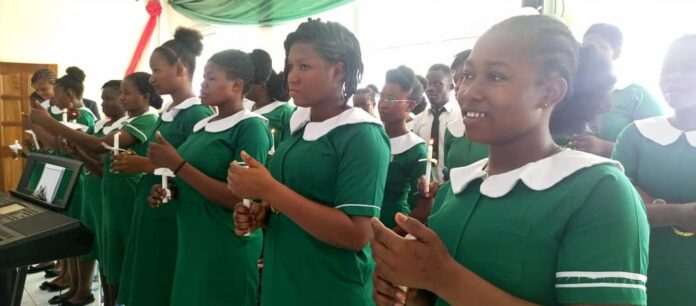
[0,62,57,192]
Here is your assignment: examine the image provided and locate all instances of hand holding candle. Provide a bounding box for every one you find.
[9,140,22,157]
[113,132,121,155]
[154,168,175,203]
[103,132,123,155]
[237,161,253,236]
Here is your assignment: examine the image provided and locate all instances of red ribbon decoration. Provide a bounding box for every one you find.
[125,0,162,76]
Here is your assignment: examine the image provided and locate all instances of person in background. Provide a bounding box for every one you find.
[569,23,663,156]
[612,34,696,306]
[411,64,460,183]
[353,87,377,116]
[246,49,296,150]
[377,65,427,229]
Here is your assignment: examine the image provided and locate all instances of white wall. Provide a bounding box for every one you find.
[564,0,696,111]
[0,0,167,106]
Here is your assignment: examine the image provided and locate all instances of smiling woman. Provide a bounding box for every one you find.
[370,14,649,306]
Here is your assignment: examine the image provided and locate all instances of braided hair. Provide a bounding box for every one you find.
[488,15,616,137]
[124,72,163,109]
[283,18,363,103]
[31,68,56,85]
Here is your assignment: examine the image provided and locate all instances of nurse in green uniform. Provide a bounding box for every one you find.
[32,72,161,306]
[29,67,97,305]
[78,80,126,305]
[246,49,295,151]
[70,80,126,306]
[377,65,427,229]
[229,19,390,306]
[613,35,696,306]
[371,15,649,306]
[148,49,271,306]
[569,23,663,157]
[113,27,212,306]
[443,49,488,179]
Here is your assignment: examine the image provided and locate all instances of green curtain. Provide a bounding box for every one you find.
[168,0,354,25]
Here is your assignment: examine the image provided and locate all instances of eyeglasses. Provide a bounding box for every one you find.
[374,93,413,104]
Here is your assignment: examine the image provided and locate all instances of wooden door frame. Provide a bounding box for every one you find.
[0,62,58,191]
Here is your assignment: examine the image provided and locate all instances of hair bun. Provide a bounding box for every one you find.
[65,66,86,83]
[174,27,204,56]
[250,49,273,85]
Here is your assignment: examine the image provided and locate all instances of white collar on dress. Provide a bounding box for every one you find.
[193,109,267,133]
[390,132,425,155]
[635,116,696,147]
[95,116,129,135]
[450,150,623,198]
[161,97,201,122]
[50,105,63,115]
[125,110,157,123]
[242,98,255,111]
[253,101,287,115]
[289,107,382,141]
[40,99,51,109]
[446,118,465,137]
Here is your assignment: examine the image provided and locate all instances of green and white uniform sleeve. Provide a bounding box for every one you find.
[231,118,271,166]
[334,125,390,217]
[555,170,649,305]
[122,115,156,144]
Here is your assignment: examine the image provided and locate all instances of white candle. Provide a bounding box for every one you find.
[25,130,40,150]
[61,110,68,122]
[113,132,121,155]
[398,234,418,293]
[154,168,175,203]
[424,139,433,194]
[269,129,276,155]
[238,161,252,236]
[10,140,22,156]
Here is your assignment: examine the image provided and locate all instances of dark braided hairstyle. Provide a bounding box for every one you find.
[488,15,616,137]
[208,49,273,96]
[55,66,86,99]
[283,18,364,103]
[31,68,56,85]
[124,72,163,109]
[154,27,204,78]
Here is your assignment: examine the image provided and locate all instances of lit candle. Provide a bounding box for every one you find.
[424,139,433,194]
[113,132,121,155]
[238,161,252,236]
[154,168,175,203]
[269,129,276,155]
